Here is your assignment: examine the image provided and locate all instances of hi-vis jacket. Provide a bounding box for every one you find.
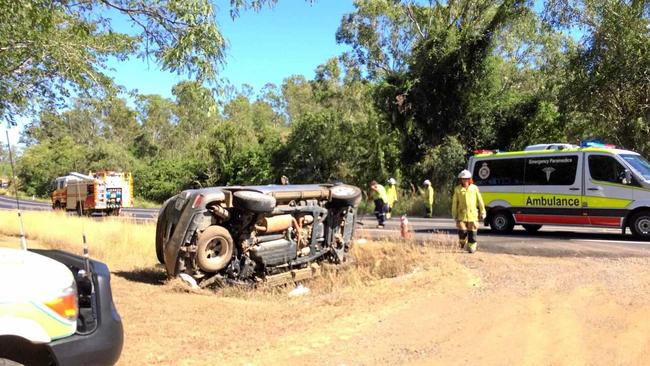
[371,184,388,203]
[452,184,486,222]
[386,185,398,206]
[425,185,435,205]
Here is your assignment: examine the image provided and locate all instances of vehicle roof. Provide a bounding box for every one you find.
[473,147,639,159]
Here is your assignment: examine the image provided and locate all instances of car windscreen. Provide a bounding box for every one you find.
[621,154,650,180]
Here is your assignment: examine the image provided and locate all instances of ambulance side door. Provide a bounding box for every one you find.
[584,153,634,227]
[522,154,587,225]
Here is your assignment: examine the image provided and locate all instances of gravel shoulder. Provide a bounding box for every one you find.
[109,250,650,366]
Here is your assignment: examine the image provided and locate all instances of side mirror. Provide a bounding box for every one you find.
[622,169,632,185]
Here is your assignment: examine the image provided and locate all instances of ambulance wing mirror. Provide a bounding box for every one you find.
[622,169,632,185]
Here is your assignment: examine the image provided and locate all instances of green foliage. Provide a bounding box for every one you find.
[17,136,85,196]
[420,136,468,191]
[133,156,205,202]
[560,0,650,154]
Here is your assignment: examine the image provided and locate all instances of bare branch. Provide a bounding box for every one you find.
[405,3,426,40]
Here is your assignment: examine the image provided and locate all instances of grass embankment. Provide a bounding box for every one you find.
[0,210,155,270]
[206,234,460,299]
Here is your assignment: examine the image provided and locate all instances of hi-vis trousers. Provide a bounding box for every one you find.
[456,221,478,251]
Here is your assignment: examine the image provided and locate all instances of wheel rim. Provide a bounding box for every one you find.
[202,238,226,261]
[332,186,356,196]
[636,216,650,235]
[493,215,508,230]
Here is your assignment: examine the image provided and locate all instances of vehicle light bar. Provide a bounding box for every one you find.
[580,139,616,148]
[473,149,499,155]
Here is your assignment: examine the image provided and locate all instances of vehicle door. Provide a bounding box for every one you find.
[584,153,634,227]
[522,154,587,225]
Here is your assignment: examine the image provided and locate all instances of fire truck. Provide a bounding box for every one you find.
[51,171,134,216]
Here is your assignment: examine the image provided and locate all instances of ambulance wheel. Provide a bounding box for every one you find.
[630,211,650,240]
[489,210,514,233]
[522,224,542,233]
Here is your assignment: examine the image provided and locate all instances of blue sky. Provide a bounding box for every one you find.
[104,1,356,99]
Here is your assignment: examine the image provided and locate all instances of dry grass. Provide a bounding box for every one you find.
[218,235,459,300]
[0,210,155,270]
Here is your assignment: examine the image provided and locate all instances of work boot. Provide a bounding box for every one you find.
[468,242,477,253]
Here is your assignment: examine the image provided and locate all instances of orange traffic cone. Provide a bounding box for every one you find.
[400,215,411,239]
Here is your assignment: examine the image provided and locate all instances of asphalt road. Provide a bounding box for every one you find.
[2,194,649,258]
[357,215,650,258]
[0,195,158,219]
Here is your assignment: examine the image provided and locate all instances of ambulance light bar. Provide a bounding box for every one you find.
[473,149,499,155]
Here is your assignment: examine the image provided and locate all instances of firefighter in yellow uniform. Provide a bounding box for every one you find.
[452,170,486,253]
[369,180,389,228]
[423,180,434,218]
[386,178,398,219]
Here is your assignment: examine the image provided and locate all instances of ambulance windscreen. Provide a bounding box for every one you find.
[621,154,650,180]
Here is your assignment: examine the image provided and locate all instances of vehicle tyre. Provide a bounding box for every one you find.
[232,190,276,213]
[522,224,542,233]
[629,211,650,240]
[53,201,62,210]
[196,226,234,272]
[489,210,515,233]
[330,184,362,207]
[155,220,165,264]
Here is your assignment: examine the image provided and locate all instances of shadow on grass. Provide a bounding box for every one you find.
[113,266,167,285]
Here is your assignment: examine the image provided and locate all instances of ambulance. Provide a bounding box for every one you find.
[468,142,650,239]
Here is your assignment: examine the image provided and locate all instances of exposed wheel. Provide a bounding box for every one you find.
[330,184,362,207]
[489,210,514,233]
[196,226,234,272]
[522,224,542,233]
[232,190,276,213]
[630,211,650,240]
[53,201,63,210]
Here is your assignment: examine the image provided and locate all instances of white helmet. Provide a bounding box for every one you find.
[423,179,431,186]
[458,169,472,179]
[388,178,397,184]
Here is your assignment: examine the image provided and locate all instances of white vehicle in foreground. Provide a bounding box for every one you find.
[0,247,123,365]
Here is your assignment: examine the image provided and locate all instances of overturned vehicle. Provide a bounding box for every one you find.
[156,184,362,286]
